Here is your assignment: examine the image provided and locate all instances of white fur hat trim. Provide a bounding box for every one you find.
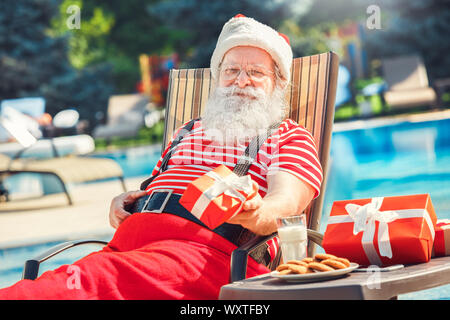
[210,15,293,86]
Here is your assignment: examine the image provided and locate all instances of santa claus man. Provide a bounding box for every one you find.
[0,14,322,300]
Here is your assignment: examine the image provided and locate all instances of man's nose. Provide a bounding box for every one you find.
[234,70,251,88]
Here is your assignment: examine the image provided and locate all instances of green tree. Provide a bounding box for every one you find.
[0,0,113,130]
[54,0,190,93]
[364,0,450,80]
[147,0,314,68]
[50,0,115,69]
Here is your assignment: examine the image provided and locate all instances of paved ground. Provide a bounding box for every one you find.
[0,176,144,249]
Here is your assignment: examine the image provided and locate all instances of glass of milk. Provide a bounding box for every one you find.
[276,214,307,262]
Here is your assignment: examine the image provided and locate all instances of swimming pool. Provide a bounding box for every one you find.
[321,115,450,300]
[322,115,450,232]
[1,115,449,298]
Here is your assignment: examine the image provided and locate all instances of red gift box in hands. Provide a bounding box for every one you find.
[179,165,258,229]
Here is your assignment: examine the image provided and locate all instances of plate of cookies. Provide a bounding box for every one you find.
[271,253,359,283]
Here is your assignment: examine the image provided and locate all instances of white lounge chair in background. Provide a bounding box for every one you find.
[382,55,437,109]
[92,94,152,140]
[0,112,126,205]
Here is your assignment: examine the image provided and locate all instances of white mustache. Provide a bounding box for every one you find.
[202,85,287,144]
[219,86,266,100]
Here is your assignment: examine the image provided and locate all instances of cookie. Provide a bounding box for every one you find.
[276,264,291,272]
[333,257,351,268]
[286,260,308,267]
[307,262,335,272]
[321,259,347,270]
[278,269,292,275]
[314,253,337,261]
[301,257,314,263]
[287,264,308,274]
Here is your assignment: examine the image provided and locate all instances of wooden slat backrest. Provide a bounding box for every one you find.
[162,52,339,240]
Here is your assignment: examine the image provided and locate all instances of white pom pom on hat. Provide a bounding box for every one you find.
[210,14,293,86]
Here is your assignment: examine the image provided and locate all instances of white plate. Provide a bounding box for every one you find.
[271,263,359,283]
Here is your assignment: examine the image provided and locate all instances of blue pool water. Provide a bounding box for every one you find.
[1,116,450,299]
[321,116,450,300]
[91,145,162,179]
[322,116,450,232]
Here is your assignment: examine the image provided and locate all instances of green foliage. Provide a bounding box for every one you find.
[50,0,115,69]
[279,20,331,58]
[77,0,190,93]
[298,0,367,28]
[3,0,447,137]
[0,0,67,99]
[353,77,384,91]
[147,0,314,68]
[363,0,450,80]
[0,0,114,130]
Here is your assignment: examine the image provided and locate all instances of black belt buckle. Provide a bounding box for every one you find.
[141,189,173,213]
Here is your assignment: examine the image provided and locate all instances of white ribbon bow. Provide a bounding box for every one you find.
[345,197,399,264]
[326,197,435,266]
[203,171,252,202]
[190,171,253,219]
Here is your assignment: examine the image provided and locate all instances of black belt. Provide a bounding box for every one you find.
[125,190,250,248]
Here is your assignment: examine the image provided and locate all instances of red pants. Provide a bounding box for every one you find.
[0,213,269,300]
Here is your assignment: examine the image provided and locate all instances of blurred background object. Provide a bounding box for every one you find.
[92,94,151,141]
[0,98,46,142]
[0,0,448,136]
[138,53,179,107]
[381,55,437,110]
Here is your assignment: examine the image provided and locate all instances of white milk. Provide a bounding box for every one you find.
[278,225,307,261]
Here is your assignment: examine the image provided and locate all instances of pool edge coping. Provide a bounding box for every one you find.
[333,109,450,132]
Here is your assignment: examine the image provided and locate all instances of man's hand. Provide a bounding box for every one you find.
[109,190,147,229]
[226,171,315,235]
[227,192,264,233]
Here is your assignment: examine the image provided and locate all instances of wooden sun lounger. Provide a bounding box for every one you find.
[382,55,437,109]
[163,51,339,274]
[92,94,150,140]
[0,152,126,205]
[21,51,340,285]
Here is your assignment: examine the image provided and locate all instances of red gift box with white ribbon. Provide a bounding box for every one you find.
[322,194,437,266]
[432,219,450,257]
[179,164,258,230]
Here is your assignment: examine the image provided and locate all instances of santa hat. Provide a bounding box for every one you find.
[210,14,293,86]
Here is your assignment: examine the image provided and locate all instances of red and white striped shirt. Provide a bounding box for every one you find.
[146,119,322,198]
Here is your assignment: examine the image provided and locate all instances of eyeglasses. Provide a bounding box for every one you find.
[220,64,274,82]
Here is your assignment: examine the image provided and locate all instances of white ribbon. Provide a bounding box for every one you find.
[190,171,253,218]
[327,197,435,265]
[345,197,398,265]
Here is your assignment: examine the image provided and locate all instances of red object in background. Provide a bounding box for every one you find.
[138,53,179,107]
[432,219,450,257]
[323,194,437,266]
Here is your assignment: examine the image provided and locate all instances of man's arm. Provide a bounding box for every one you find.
[227,170,316,235]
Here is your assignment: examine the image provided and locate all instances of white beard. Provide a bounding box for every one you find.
[201,85,287,145]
